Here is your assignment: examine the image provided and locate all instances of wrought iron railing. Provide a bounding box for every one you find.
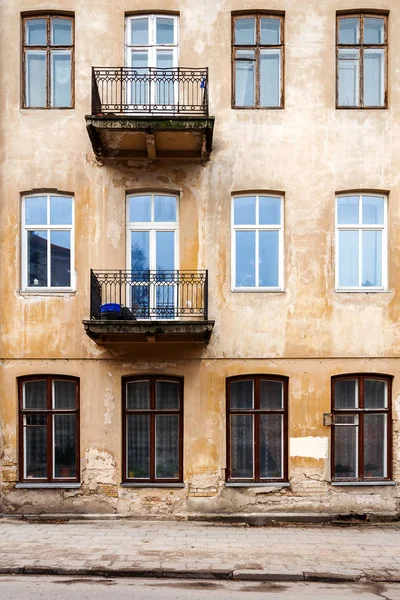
[90,270,209,321]
[91,67,209,116]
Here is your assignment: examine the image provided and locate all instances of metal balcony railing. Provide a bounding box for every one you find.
[91,67,209,116]
[90,270,209,321]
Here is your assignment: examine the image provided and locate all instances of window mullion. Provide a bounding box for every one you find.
[47,377,52,482]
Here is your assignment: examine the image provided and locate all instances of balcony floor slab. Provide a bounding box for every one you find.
[83,319,215,344]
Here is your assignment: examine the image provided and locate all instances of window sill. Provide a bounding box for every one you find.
[19,289,76,296]
[121,482,185,488]
[331,481,395,487]
[335,289,389,294]
[15,483,81,489]
[231,288,286,294]
[226,482,290,488]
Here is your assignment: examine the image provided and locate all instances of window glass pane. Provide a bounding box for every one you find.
[364,414,386,478]
[334,379,358,409]
[54,414,76,478]
[155,53,174,105]
[52,18,72,45]
[338,49,359,107]
[156,17,174,44]
[259,196,281,225]
[129,196,151,222]
[130,17,148,45]
[337,196,359,225]
[51,51,72,107]
[230,415,254,478]
[364,49,384,107]
[130,52,149,105]
[235,57,255,106]
[338,230,359,287]
[126,380,150,409]
[26,51,46,107]
[127,415,150,478]
[50,196,72,225]
[364,17,384,44]
[25,422,47,478]
[155,415,179,479]
[234,196,256,225]
[154,196,176,222]
[25,196,47,225]
[260,380,283,409]
[261,18,280,44]
[260,50,280,107]
[235,18,256,45]
[230,380,254,409]
[131,231,150,271]
[362,196,384,225]
[235,231,256,287]
[334,425,358,478]
[338,17,360,44]
[26,19,47,45]
[24,380,47,409]
[260,414,282,478]
[50,231,71,287]
[53,380,76,409]
[156,231,175,271]
[28,231,48,287]
[364,379,387,409]
[362,230,382,287]
[259,230,279,287]
[156,381,180,409]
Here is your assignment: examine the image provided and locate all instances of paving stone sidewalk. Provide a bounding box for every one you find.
[0,519,400,582]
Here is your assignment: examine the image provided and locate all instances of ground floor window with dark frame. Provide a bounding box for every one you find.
[331,374,392,482]
[226,375,288,483]
[18,375,79,482]
[123,376,183,483]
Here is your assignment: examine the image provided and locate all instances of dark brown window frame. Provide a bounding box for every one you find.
[232,13,284,110]
[18,374,80,483]
[21,13,75,109]
[331,373,392,482]
[122,375,184,484]
[336,12,388,109]
[226,375,288,483]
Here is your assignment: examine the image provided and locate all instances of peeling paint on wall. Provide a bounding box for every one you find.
[290,437,329,460]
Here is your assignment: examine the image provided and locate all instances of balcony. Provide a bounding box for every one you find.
[85,67,215,161]
[83,270,215,344]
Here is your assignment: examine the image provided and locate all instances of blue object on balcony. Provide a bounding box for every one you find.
[100,303,121,314]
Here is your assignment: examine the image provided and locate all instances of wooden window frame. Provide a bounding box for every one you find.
[331,374,392,482]
[232,13,284,109]
[226,375,288,483]
[21,192,75,292]
[122,375,184,484]
[22,13,75,109]
[335,192,388,292]
[336,12,388,109]
[18,375,80,484]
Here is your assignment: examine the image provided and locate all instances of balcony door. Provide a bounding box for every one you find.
[125,15,179,110]
[127,193,179,319]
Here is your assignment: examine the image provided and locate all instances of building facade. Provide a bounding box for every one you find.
[1,0,399,518]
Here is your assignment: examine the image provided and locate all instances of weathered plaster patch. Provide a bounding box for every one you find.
[290,437,328,459]
[104,372,115,426]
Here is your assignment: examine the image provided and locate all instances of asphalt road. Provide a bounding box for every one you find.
[1,576,400,599]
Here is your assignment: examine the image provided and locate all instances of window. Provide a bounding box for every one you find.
[22,14,74,108]
[336,193,387,291]
[331,375,392,482]
[127,193,178,318]
[232,13,284,108]
[226,376,288,483]
[18,376,79,483]
[125,14,178,108]
[232,194,284,290]
[123,376,183,483]
[336,13,387,108]
[22,193,74,291]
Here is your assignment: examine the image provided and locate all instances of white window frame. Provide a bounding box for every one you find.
[231,193,284,292]
[125,14,179,68]
[21,193,75,292]
[335,193,388,292]
[126,192,180,320]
